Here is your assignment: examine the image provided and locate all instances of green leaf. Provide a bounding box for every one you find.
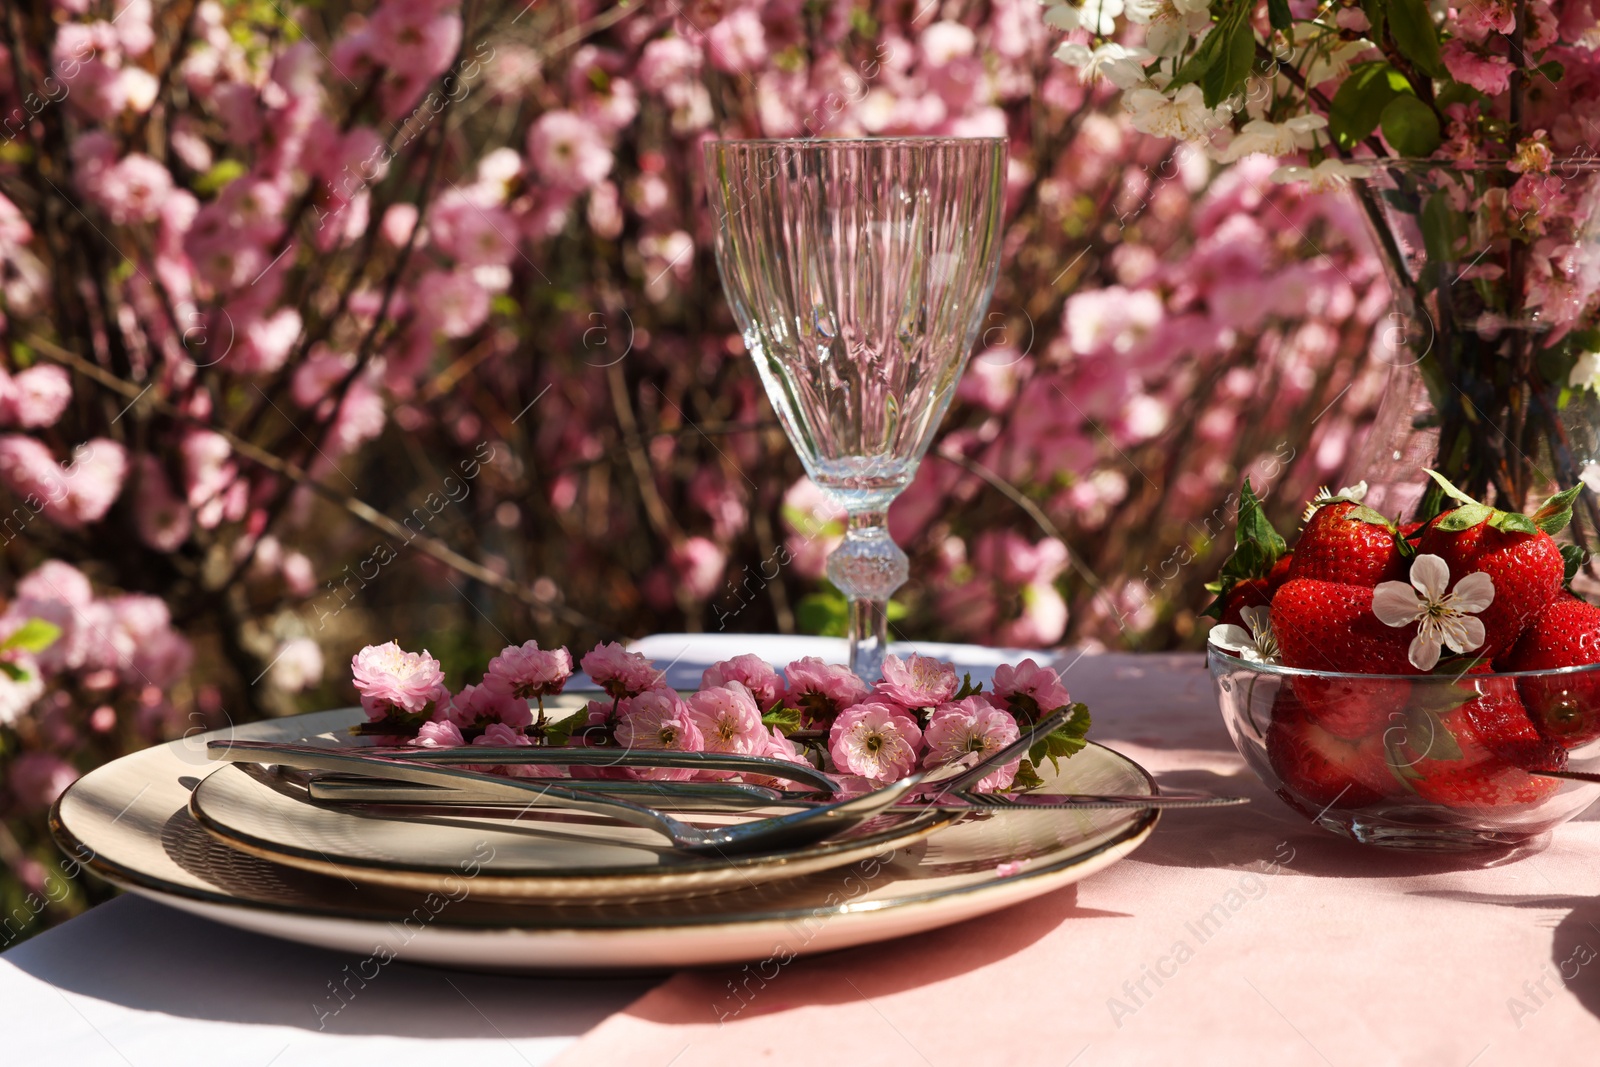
[1330,62,1412,149]
[796,589,849,637]
[953,672,984,700]
[1010,759,1046,791]
[1530,484,1584,535]
[1347,504,1396,528]
[1562,543,1587,585]
[761,704,801,732]
[1267,0,1292,30]
[1362,0,1387,45]
[1387,0,1446,79]
[1203,7,1258,109]
[194,158,247,196]
[1423,469,1482,508]
[1487,510,1539,534]
[1027,702,1092,774]
[1400,704,1466,761]
[1204,478,1288,618]
[542,715,577,748]
[0,661,25,682]
[0,618,61,655]
[1435,81,1486,109]
[1380,94,1442,157]
[1538,60,1565,83]
[1435,502,1494,531]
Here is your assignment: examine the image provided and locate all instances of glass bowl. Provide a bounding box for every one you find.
[1209,649,1600,851]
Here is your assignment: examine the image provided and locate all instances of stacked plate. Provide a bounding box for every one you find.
[51,695,1161,972]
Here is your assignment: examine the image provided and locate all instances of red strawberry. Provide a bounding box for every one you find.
[1392,676,1565,808]
[1288,674,1411,740]
[1270,579,1421,674]
[1268,552,1294,590]
[1417,513,1564,655]
[1218,577,1272,626]
[1266,688,1392,809]
[1287,502,1407,586]
[1501,595,1600,747]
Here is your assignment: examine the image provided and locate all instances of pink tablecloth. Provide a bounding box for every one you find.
[556,648,1600,1066]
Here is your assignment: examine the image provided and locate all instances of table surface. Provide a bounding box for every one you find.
[5,635,1600,1066]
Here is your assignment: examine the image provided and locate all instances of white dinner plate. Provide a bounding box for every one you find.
[52,707,1160,972]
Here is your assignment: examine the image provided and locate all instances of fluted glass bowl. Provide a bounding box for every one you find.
[1209,649,1600,850]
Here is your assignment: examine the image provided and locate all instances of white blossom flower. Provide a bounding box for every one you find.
[1125,0,1212,55]
[1217,115,1329,162]
[1125,83,1229,141]
[1041,0,1082,31]
[1371,554,1495,671]
[1569,350,1600,391]
[1055,41,1150,87]
[1271,158,1373,192]
[1208,605,1279,664]
[1078,0,1126,34]
[1301,479,1369,521]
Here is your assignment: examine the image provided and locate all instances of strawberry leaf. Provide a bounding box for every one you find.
[1346,504,1396,529]
[1562,543,1587,587]
[1488,510,1539,535]
[1434,502,1494,531]
[1203,479,1287,618]
[1424,469,1483,508]
[1530,484,1584,535]
[1397,703,1466,762]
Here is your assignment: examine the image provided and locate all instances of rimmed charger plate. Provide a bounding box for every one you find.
[52,707,1160,972]
[188,760,953,901]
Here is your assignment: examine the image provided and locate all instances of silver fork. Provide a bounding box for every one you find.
[208,740,925,856]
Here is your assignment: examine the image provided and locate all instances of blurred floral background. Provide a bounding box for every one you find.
[0,0,1388,941]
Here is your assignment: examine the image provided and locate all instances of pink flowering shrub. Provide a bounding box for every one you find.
[0,1,1386,939]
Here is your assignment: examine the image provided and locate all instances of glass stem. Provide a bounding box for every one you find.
[826,509,908,682]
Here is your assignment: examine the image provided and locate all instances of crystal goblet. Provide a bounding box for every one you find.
[704,137,1007,678]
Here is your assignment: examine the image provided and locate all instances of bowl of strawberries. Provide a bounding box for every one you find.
[1206,474,1600,850]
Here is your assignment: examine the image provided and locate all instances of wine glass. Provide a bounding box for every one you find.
[703,137,1007,679]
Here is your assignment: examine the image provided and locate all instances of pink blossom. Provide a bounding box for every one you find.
[998,582,1070,647]
[991,658,1072,721]
[351,641,447,721]
[783,656,871,729]
[828,701,923,783]
[875,652,959,708]
[446,682,534,730]
[637,37,702,93]
[484,640,573,699]
[269,637,323,692]
[62,439,128,525]
[527,111,613,191]
[700,654,782,708]
[922,696,1022,792]
[1452,0,1516,40]
[232,308,302,375]
[418,269,490,338]
[1442,41,1512,95]
[17,560,93,607]
[615,686,703,780]
[581,641,660,698]
[381,203,419,246]
[10,752,78,809]
[92,154,172,225]
[411,719,466,748]
[367,3,462,78]
[5,365,72,428]
[686,681,766,754]
[431,192,518,267]
[706,9,768,74]
[671,536,726,601]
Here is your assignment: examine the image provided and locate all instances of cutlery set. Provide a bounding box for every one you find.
[208,704,1247,856]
